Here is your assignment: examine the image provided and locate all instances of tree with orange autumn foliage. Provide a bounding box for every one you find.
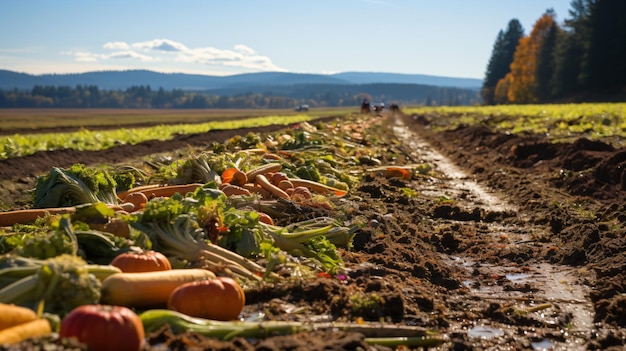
[510,12,558,103]
[494,11,559,104]
[493,73,512,105]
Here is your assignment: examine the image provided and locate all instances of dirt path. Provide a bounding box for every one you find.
[392,115,596,349]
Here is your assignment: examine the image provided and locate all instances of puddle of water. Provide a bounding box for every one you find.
[392,119,514,213]
[531,338,554,350]
[468,325,504,339]
[506,273,532,282]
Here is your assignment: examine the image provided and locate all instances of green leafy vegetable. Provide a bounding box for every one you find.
[33,164,118,207]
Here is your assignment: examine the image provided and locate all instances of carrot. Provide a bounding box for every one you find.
[255,174,290,200]
[384,167,411,180]
[0,318,51,345]
[0,207,76,227]
[117,184,164,201]
[242,184,273,199]
[277,179,294,191]
[0,303,37,330]
[288,178,348,197]
[245,163,282,182]
[262,153,282,161]
[221,184,252,197]
[124,183,204,199]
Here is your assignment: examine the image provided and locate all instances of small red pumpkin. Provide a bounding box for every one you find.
[167,277,245,321]
[110,250,172,273]
[60,304,144,351]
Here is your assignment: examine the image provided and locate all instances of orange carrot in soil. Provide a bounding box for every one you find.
[122,183,204,199]
[288,178,348,197]
[0,303,37,330]
[0,319,51,345]
[0,207,76,227]
[255,174,290,199]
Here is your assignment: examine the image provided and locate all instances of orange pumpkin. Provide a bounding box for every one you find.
[110,250,172,273]
[167,277,245,321]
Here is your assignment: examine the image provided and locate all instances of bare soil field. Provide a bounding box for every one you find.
[1,110,625,350]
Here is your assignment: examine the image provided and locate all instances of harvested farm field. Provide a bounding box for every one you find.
[1,109,626,350]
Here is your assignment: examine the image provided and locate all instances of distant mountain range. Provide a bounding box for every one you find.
[0,69,482,92]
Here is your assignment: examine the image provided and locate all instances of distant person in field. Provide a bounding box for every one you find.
[361,99,371,114]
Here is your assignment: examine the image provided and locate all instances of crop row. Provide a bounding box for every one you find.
[0,114,313,160]
[404,103,626,141]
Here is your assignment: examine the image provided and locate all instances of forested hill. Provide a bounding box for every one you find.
[0,82,480,108]
[0,70,482,91]
[0,70,482,108]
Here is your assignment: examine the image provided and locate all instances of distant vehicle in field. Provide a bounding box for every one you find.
[372,102,385,113]
[294,104,309,112]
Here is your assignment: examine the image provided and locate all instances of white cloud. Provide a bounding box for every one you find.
[103,41,130,50]
[68,38,286,72]
[234,44,256,55]
[132,39,189,52]
[67,49,155,62]
[73,51,100,62]
[108,50,156,61]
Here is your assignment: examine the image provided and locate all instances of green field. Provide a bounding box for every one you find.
[404,103,626,141]
[0,107,357,159]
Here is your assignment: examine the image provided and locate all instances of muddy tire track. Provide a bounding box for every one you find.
[392,115,595,349]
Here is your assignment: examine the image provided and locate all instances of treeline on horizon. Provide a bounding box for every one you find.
[0,83,479,109]
[482,0,625,105]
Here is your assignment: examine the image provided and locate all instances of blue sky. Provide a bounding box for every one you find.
[1,1,572,79]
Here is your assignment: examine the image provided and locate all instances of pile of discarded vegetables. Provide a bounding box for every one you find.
[0,115,442,349]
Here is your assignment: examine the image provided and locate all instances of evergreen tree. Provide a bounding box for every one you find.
[584,0,626,91]
[482,19,524,105]
[536,10,560,102]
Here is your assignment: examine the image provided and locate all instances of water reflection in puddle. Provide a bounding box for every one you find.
[468,325,504,339]
[505,273,532,282]
[531,338,553,350]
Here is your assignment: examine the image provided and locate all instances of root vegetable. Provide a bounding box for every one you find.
[271,172,289,185]
[122,192,148,212]
[245,163,282,182]
[277,179,294,191]
[100,269,216,308]
[255,174,290,199]
[117,184,163,201]
[291,186,312,200]
[221,184,252,197]
[0,303,37,330]
[288,178,348,197]
[0,318,51,345]
[0,207,76,227]
[122,183,204,199]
